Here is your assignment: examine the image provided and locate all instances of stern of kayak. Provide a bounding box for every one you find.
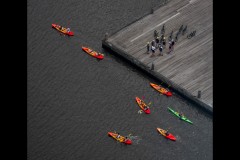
[166,91,172,96]
[144,108,151,114]
[67,31,74,36]
[96,54,104,60]
[124,139,132,145]
[166,134,176,141]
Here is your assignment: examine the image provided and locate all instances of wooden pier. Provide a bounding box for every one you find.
[102,0,213,112]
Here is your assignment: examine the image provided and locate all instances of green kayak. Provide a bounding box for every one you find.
[168,107,193,124]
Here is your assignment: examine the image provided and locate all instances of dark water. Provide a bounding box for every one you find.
[27,0,212,159]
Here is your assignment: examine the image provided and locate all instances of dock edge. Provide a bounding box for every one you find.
[102,40,213,116]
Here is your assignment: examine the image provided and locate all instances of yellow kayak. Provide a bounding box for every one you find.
[82,46,104,60]
[108,132,132,145]
[135,97,150,114]
[52,24,74,36]
[156,128,176,141]
[150,83,172,96]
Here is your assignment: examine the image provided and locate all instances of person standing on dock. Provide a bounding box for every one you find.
[151,45,156,56]
[168,44,172,54]
[161,24,165,34]
[171,39,175,51]
[159,45,163,56]
[147,42,150,53]
[155,37,160,48]
[154,30,159,38]
[162,35,166,48]
[151,40,155,47]
[163,40,166,48]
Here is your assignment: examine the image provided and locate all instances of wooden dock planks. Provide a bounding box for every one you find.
[104,0,213,107]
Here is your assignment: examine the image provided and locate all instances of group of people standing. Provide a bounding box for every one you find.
[146,24,188,57]
[146,29,175,57]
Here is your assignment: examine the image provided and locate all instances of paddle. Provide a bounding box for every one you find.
[138,110,143,114]
[144,102,151,110]
[66,18,72,37]
[141,96,151,106]
[67,18,72,28]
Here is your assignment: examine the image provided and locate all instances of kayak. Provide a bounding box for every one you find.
[52,24,74,36]
[135,97,150,114]
[168,107,193,124]
[82,46,104,60]
[156,128,176,141]
[108,132,132,145]
[150,83,172,96]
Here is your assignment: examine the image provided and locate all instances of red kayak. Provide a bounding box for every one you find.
[82,46,104,60]
[52,24,74,36]
[157,128,176,141]
[135,97,150,114]
[108,132,132,145]
[150,83,172,96]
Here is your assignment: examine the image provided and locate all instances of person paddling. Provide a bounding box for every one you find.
[165,130,169,136]
[144,106,149,111]
[67,28,70,33]
[116,133,121,139]
[179,112,184,118]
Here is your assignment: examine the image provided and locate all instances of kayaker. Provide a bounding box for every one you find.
[116,133,121,139]
[144,106,149,110]
[67,28,70,33]
[165,130,169,136]
[179,113,184,118]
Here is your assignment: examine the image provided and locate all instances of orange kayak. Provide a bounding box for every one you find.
[108,132,132,145]
[82,46,104,60]
[150,83,172,96]
[156,128,176,141]
[52,24,74,36]
[135,97,150,114]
